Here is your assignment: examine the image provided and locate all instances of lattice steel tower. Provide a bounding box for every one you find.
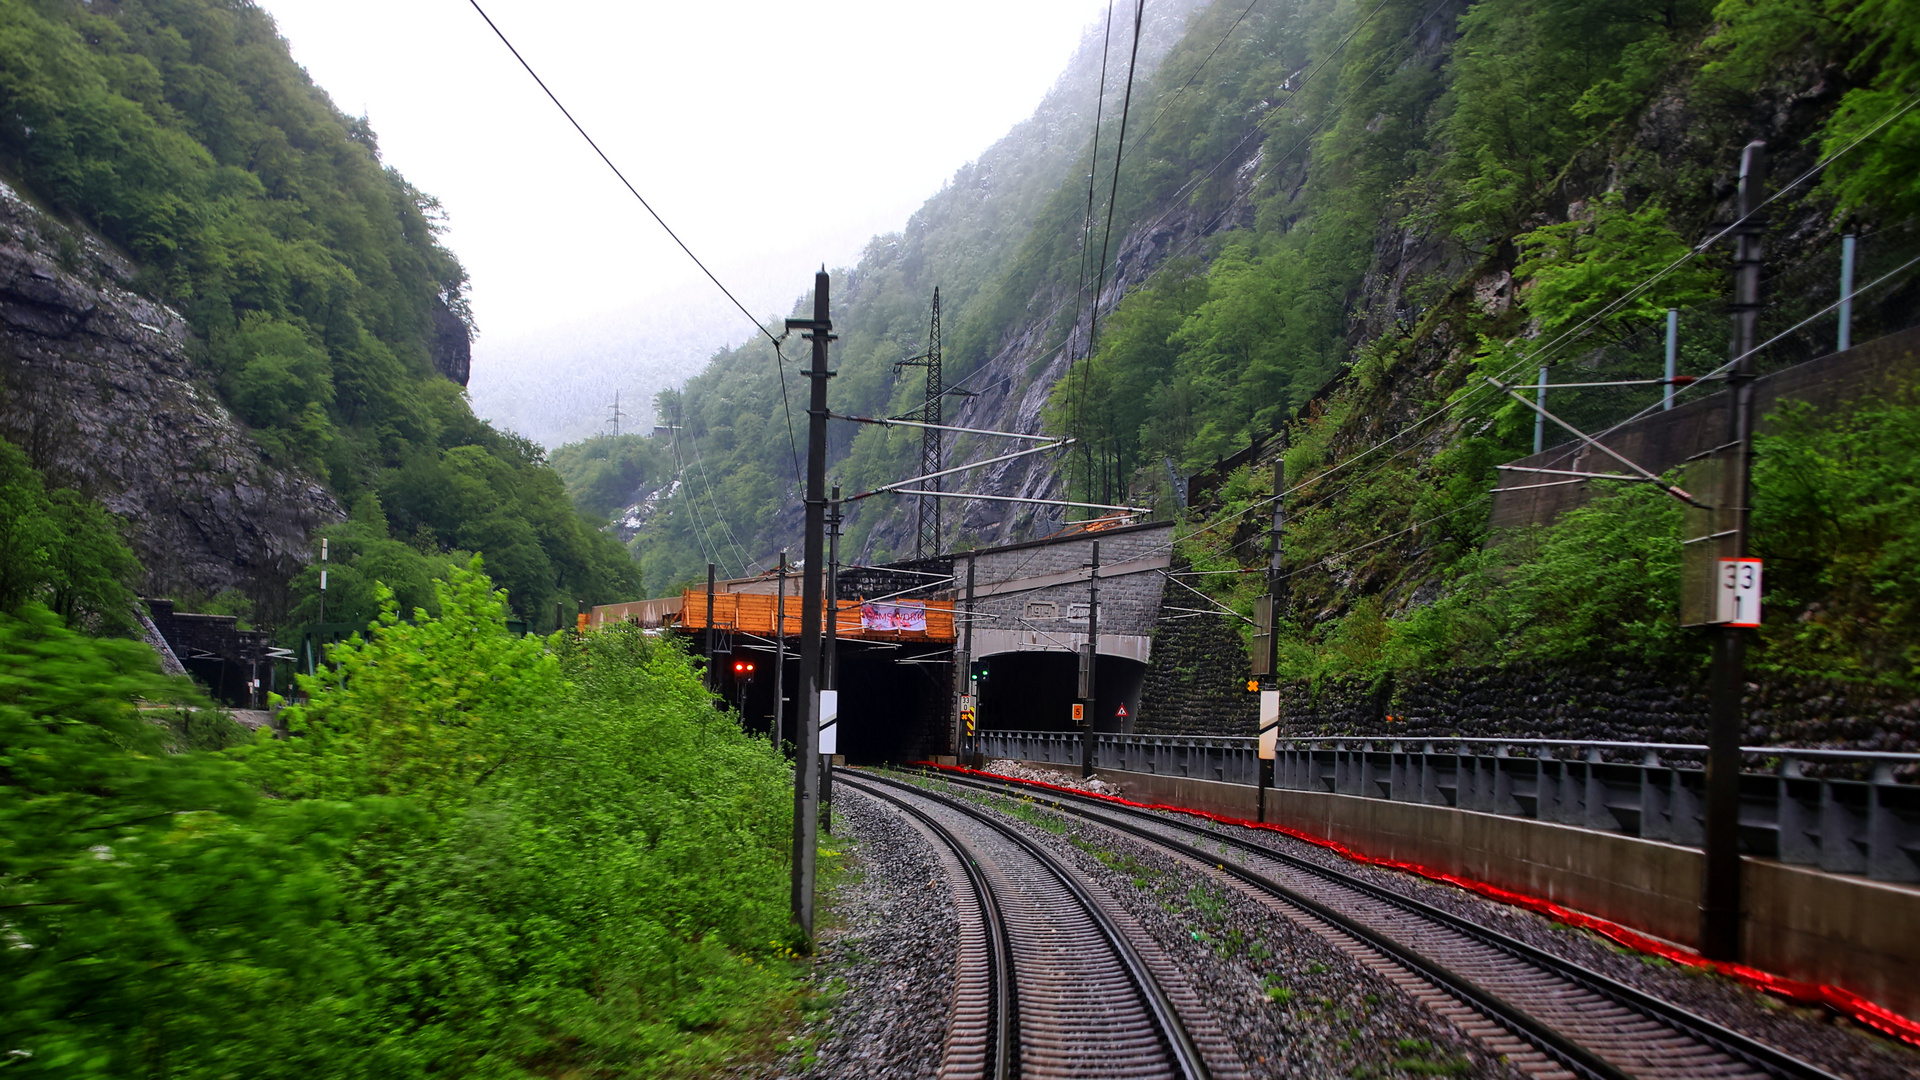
[893,288,943,559]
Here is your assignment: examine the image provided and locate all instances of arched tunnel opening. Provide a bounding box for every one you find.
[711,639,952,766]
[835,642,950,764]
[974,650,1145,734]
[705,640,1147,764]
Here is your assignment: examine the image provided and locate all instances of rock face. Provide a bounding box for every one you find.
[428,297,471,386]
[0,179,342,614]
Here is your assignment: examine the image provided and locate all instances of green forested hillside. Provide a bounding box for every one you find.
[1124,0,1920,689]
[0,0,637,625]
[586,0,1917,688]
[576,1,1209,590]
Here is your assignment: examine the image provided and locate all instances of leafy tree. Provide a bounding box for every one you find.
[218,313,336,430]
[550,433,672,521]
[0,0,640,623]
[1750,392,1920,684]
[0,439,141,631]
[1513,193,1721,339]
[8,556,805,1078]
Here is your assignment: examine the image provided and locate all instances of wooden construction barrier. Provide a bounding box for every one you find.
[678,590,955,643]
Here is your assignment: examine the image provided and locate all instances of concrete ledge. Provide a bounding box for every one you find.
[1005,762,1920,1022]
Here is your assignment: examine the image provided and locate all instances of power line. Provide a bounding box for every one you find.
[682,416,755,574]
[469,0,807,496]
[1128,0,1263,154]
[468,0,776,348]
[1128,0,1442,263]
[773,336,806,489]
[1067,0,1122,513]
[1089,0,1149,372]
[1272,85,1920,524]
[666,423,718,571]
[1070,0,1150,511]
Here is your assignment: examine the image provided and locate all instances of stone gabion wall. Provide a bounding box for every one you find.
[1277,665,1918,751]
[1136,611,1259,736]
[1136,614,1920,752]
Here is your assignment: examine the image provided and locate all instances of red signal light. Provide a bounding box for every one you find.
[732,660,755,678]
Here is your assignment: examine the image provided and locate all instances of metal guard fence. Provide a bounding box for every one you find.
[974,730,1920,883]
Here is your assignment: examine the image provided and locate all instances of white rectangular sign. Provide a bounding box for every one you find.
[818,689,839,756]
[1258,690,1280,761]
[1717,558,1762,627]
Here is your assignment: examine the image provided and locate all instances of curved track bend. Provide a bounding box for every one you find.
[837,771,1243,1080]
[902,766,1842,1080]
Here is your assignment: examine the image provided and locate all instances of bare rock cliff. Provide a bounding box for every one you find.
[0,179,342,611]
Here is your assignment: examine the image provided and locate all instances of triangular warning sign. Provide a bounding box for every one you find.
[1115,703,1129,718]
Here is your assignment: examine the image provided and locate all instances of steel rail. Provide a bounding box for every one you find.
[841,774,1015,1080]
[916,769,1841,1080]
[843,771,1211,1080]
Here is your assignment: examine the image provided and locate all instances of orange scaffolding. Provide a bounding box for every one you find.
[678,589,955,643]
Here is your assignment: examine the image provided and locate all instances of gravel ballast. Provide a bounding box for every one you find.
[968,764,1920,1080]
[1160,808,1920,1080]
[922,774,1527,1078]
[768,791,956,1080]
[780,765,1917,1079]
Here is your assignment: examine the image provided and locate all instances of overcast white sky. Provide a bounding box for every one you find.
[258,0,1111,346]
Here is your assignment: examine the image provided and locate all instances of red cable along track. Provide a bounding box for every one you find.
[913,760,1920,1047]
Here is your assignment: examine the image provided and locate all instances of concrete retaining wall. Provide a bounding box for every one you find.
[1009,762,1920,1022]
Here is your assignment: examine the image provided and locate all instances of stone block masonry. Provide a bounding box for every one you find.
[1136,606,1257,736]
[1136,612,1919,753]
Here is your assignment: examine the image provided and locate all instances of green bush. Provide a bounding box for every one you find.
[4,559,802,1078]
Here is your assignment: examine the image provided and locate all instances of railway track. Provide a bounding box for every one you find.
[895,766,1842,1080]
[836,771,1241,1079]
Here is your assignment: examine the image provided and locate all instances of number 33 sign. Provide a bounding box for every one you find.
[1717,558,1763,627]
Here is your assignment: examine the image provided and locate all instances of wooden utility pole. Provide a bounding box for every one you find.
[1081,540,1100,779]
[821,487,841,837]
[825,488,841,693]
[784,271,834,944]
[1259,460,1284,822]
[773,550,787,749]
[705,563,718,694]
[961,553,976,762]
[1701,140,1766,962]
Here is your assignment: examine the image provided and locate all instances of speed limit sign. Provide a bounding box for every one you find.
[1717,558,1762,627]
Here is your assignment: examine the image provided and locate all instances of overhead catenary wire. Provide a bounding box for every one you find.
[1117,0,1409,249]
[1071,0,1152,509]
[467,0,775,348]
[1331,86,1920,502]
[666,424,720,572]
[1162,225,1920,594]
[1065,0,1125,512]
[1050,0,1432,511]
[910,14,1919,629]
[681,416,755,574]
[468,0,806,495]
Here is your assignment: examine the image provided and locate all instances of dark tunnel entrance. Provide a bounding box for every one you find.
[707,637,952,766]
[975,650,1145,734]
[835,642,950,764]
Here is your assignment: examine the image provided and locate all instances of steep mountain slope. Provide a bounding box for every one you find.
[0,0,637,625]
[615,0,1209,590]
[599,0,1918,703]
[0,177,339,603]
